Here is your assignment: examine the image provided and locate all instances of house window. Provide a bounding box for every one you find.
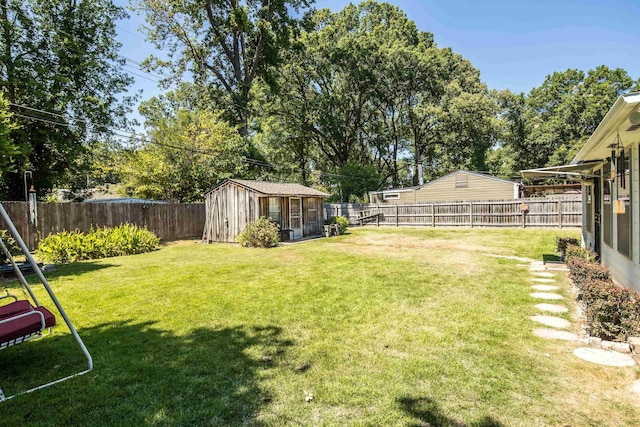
[455,174,468,188]
[383,193,400,200]
[602,162,612,247]
[616,150,631,258]
[268,197,281,224]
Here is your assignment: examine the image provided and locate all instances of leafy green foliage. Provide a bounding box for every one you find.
[0,229,21,264]
[0,93,19,174]
[237,216,280,248]
[37,224,159,263]
[0,0,136,199]
[329,216,349,235]
[581,280,640,341]
[555,236,580,258]
[136,0,311,135]
[117,109,247,202]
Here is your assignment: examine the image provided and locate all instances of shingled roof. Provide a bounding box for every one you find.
[212,179,330,197]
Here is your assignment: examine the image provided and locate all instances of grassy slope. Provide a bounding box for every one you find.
[1,227,638,426]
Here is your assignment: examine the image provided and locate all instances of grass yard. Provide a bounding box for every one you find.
[1,227,639,426]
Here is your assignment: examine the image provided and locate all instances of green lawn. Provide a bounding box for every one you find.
[1,227,639,426]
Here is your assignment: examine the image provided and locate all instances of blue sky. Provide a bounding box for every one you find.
[116,0,640,127]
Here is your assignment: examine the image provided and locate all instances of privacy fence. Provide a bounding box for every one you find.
[324,195,582,229]
[0,202,206,249]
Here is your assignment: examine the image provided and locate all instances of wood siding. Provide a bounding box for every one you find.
[370,172,517,203]
[203,182,325,242]
[202,182,259,243]
[0,201,205,249]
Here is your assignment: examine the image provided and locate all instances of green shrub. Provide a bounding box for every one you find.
[237,217,280,248]
[564,244,597,266]
[37,224,159,263]
[568,257,611,289]
[0,229,21,264]
[555,236,580,258]
[581,280,640,341]
[329,216,349,235]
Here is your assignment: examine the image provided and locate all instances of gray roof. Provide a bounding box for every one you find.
[216,179,330,197]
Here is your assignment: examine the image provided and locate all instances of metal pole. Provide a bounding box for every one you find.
[0,203,93,373]
[0,237,40,305]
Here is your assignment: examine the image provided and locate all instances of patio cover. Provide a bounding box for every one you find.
[520,160,604,180]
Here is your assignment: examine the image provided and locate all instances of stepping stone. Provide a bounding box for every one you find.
[535,303,568,313]
[533,272,555,278]
[573,348,636,367]
[532,285,560,291]
[632,380,640,395]
[532,278,556,283]
[530,292,563,300]
[533,328,578,341]
[530,315,571,329]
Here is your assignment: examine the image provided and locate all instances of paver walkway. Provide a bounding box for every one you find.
[527,259,637,368]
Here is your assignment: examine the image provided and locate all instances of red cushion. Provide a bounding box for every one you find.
[0,306,56,343]
[0,300,33,320]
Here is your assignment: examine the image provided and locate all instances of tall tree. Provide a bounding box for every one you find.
[0,91,18,173]
[0,0,136,199]
[137,0,312,136]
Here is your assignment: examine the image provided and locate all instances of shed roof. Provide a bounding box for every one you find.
[211,179,330,197]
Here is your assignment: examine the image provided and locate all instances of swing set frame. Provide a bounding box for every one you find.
[0,202,92,402]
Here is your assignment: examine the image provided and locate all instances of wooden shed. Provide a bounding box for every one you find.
[202,179,329,243]
[368,171,521,203]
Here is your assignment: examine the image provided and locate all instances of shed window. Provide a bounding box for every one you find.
[268,197,281,224]
[383,193,400,200]
[455,174,468,188]
[308,199,317,211]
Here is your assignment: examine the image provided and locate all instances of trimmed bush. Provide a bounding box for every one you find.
[568,257,611,289]
[329,216,349,235]
[581,280,640,341]
[37,224,160,263]
[555,236,579,258]
[564,244,597,267]
[237,217,280,248]
[0,229,21,264]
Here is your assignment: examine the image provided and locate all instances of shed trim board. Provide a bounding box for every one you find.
[369,171,519,203]
[521,91,640,293]
[202,179,326,243]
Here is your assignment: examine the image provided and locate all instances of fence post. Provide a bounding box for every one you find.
[395,204,399,227]
[431,203,435,227]
[521,209,526,228]
[469,202,473,228]
[558,201,563,229]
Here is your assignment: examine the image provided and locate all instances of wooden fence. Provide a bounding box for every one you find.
[324,196,582,228]
[0,202,206,249]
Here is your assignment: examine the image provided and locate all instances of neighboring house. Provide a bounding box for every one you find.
[521,91,640,293]
[369,171,521,203]
[84,198,168,204]
[202,179,329,243]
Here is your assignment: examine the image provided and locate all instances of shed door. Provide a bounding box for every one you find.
[290,197,303,239]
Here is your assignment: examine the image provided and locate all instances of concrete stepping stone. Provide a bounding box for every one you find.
[573,348,636,367]
[533,272,555,278]
[530,315,571,329]
[530,263,546,272]
[533,328,578,341]
[532,278,556,283]
[530,292,563,300]
[532,285,560,291]
[632,380,640,395]
[534,303,568,313]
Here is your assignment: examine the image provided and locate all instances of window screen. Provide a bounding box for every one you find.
[602,162,612,247]
[617,151,631,258]
[268,197,281,224]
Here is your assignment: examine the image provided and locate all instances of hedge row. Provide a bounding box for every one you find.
[37,224,160,263]
[562,242,640,341]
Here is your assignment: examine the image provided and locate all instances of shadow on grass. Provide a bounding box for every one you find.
[1,320,293,425]
[542,254,562,263]
[398,397,504,427]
